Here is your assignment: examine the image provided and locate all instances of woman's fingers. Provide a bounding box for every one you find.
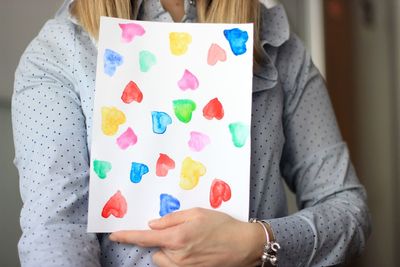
[148,209,192,230]
[109,229,171,247]
[109,209,255,266]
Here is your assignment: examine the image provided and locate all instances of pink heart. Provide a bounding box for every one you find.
[207,43,227,66]
[116,127,138,150]
[119,23,145,43]
[178,69,199,91]
[188,131,211,152]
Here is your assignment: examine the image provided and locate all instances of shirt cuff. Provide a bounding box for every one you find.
[265,214,316,267]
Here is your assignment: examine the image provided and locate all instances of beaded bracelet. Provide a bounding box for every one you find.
[249,218,281,266]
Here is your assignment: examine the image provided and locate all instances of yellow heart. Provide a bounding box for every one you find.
[170,32,192,56]
[180,157,206,190]
[101,107,126,136]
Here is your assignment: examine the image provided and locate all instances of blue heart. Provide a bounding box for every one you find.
[104,49,124,76]
[224,28,249,56]
[159,194,180,217]
[152,111,173,134]
[130,162,149,184]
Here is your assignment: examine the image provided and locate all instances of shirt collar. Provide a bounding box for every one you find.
[259,3,290,47]
[252,3,290,91]
[56,0,78,25]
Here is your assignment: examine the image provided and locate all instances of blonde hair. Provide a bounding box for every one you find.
[70,0,262,63]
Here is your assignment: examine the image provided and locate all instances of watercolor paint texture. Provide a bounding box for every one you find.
[88,17,253,232]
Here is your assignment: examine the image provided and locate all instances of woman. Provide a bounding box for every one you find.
[12,0,371,266]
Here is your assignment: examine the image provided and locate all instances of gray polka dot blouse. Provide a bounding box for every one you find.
[12,0,371,266]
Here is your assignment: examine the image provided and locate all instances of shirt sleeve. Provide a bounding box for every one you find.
[266,34,371,266]
[12,18,101,267]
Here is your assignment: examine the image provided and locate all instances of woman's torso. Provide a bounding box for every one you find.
[26,1,291,265]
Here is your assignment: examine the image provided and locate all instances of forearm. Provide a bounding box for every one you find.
[296,189,370,265]
[19,224,101,267]
[13,19,102,264]
[263,188,370,267]
[277,34,371,265]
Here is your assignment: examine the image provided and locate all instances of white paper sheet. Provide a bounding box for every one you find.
[88,16,253,232]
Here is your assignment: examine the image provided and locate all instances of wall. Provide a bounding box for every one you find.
[0,1,63,266]
[0,0,63,99]
[393,0,400,262]
[352,0,397,265]
[280,0,326,77]
[0,105,21,267]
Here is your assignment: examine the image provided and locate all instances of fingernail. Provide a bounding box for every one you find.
[109,233,116,241]
[148,219,158,226]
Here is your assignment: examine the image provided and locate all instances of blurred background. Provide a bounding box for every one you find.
[0,0,398,266]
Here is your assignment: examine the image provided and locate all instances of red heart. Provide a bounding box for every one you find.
[101,190,128,218]
[210,179,231,209]
[121,81,143,104]
[207,43,227,66]
[156,153,176,177]
[203,98,224,120]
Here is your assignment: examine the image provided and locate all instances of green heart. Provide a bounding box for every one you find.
[229,122,250,148]
[139,50,157,72]
[93,160,112,179]
[173,99,197,123]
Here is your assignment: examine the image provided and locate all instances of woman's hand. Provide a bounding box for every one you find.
[109,208,265,267]
[160,0,185,22]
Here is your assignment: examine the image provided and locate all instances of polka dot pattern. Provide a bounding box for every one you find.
[11,1,370,266]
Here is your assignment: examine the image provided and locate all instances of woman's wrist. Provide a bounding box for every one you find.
[237,221,267,266]
[249,219,281,266]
